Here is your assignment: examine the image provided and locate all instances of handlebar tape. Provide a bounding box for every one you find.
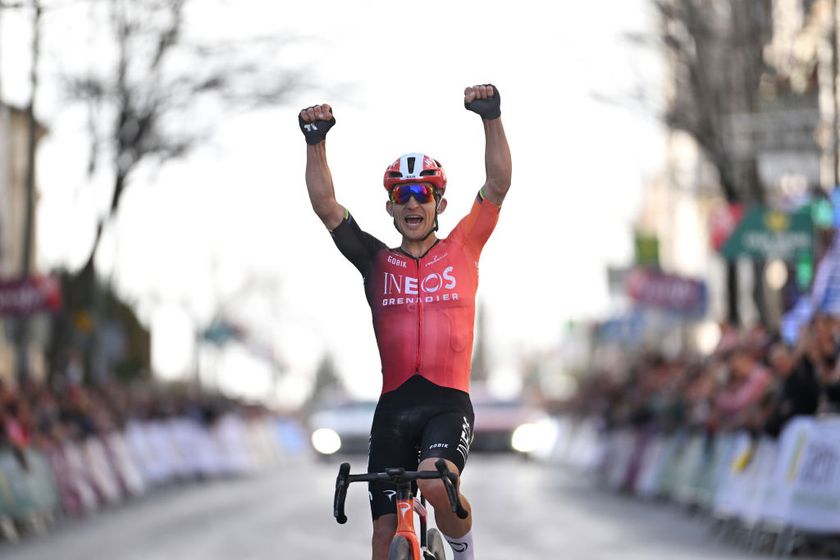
[434,459,469,519]
[334,462,351,524]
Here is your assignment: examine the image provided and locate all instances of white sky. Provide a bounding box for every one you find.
[1,0,665,405]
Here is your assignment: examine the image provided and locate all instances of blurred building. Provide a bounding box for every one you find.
[0,104,49,384]
[594,0,840,367]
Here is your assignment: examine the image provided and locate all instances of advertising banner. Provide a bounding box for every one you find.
[625,268,707,315]
[786,417,840,532]
[0,276,62,316]
[720,206,813,260]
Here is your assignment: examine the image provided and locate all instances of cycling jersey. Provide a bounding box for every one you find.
[331,191,500,394]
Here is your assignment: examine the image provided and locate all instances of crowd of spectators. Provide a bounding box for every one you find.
[567,314,840,440]
[0,376,249,466]
[0,373,298,541]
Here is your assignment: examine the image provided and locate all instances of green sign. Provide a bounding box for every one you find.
[720,206,813,261]
[812,198,834,229]
[634,233,659,267]
[796,252,814,289]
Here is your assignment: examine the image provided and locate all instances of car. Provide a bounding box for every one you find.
[307,400,376,457]
[471,397,552,454]
[307,395,554,458]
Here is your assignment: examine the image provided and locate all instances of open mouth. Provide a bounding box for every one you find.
[404,215,424,227]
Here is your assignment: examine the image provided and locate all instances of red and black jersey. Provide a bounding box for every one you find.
[330,192,500,394]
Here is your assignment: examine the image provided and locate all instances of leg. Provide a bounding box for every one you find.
[417,457,472,538]
[372,513,397,560]
[416,400,476,559]
[368,391,420,560]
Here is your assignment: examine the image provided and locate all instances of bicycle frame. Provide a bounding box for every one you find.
[394,485,424,558]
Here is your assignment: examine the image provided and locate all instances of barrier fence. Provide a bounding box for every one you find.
[546,414,840,556]
[0,413,308,542]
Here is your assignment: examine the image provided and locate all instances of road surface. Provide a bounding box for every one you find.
[0,454,777,559]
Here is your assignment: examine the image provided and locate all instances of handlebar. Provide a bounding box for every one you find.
[333,460,469,523]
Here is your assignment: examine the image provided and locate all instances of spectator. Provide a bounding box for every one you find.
[762,341,821,437]
[713,345,772,430]
[822,357,840,413]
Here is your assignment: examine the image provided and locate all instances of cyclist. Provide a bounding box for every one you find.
[299,84,511,560]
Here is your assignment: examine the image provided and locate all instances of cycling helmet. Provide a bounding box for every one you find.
[383,153,447,194]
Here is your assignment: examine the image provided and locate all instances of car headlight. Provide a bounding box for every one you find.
[511,418,558,455]
[311,428,342,455]
[511,423,541,453]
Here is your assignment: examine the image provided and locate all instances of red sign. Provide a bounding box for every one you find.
[710,203,744,250]
[625,268,707,314]
[0,276,62,316]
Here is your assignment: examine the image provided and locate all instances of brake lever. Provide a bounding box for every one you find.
[334,462,351,524]
[434,459,469,519]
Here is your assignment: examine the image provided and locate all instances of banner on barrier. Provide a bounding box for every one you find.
[786,418,840,532]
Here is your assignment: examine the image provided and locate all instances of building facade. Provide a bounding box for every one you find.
[0,104,48,384]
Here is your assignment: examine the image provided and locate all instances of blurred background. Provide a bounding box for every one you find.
[2,0,840,558]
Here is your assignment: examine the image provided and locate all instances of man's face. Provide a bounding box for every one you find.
[386,183,445,241]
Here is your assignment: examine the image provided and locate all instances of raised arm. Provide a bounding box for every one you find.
[299,104,345,230]
[465,84,512,205]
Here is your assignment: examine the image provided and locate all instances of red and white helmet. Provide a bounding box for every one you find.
[383,153,447,194]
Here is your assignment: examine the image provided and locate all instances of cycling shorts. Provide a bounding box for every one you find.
[367,375,474,520]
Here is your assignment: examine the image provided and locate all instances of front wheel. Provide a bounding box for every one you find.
[425,528,447,559]
[388,535,412,560]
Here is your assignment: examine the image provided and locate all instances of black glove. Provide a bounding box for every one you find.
[464,84,501,120]
[298,107,336,145]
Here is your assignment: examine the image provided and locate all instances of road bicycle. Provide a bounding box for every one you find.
[334,459,469,560]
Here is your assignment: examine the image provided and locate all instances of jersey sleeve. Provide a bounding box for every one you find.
[449,190,501,256]
[330,210,386,278]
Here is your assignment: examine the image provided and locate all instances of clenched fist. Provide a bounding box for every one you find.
[464,84,501,120]
[298,104,336,145]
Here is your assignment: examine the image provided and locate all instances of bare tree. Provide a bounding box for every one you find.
[656,0,771,203]
[71,0,302,276]
[49,0,304,380]
[625,0,774,325]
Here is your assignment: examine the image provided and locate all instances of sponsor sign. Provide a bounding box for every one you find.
[625,268,707,314]
[720,206,813,260]
[634,233,659,267]
[0,276,62,316]
[786,418,840,532]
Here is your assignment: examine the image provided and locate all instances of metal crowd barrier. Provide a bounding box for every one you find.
[547,415,840,557]
[0,414,308,542]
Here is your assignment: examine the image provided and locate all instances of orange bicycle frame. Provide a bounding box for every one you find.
[394,494,427,559]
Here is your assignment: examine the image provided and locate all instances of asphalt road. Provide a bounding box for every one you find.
[0,454,776,560]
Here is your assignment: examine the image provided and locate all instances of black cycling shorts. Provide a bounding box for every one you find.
[367,375,474,520]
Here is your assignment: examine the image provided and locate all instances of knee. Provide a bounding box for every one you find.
[417,478,449,509]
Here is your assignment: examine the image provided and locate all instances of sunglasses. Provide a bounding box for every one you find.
[389,183,436,204]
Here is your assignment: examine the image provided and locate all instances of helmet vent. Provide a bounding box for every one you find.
[389,172,401,178]
[419,170,435,176]
[406,156,416,174]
